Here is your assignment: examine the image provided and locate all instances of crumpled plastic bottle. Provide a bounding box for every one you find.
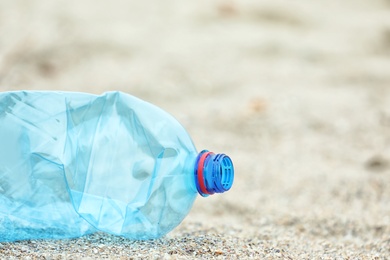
[0,91,234,242]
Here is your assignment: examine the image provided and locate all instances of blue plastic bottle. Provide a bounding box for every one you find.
[0,91,234,242]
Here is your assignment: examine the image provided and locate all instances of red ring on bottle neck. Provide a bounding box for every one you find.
[197,151,213,195]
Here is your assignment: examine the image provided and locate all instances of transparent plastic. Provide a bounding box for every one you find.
[0,91,234,242]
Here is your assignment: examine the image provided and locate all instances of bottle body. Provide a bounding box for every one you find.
[0,91,198,241]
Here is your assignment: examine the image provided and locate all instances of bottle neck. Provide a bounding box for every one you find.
[194,150,234,197]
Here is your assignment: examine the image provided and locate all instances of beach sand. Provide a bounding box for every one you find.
[0,0,390,258]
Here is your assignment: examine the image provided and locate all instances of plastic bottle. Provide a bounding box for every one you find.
[0,91,234,242]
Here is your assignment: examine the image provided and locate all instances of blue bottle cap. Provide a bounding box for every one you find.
[194,150,234,197]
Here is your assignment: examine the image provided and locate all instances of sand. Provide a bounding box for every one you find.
[1,0,390,258]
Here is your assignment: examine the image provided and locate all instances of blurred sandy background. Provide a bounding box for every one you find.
[1,0,390,258]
